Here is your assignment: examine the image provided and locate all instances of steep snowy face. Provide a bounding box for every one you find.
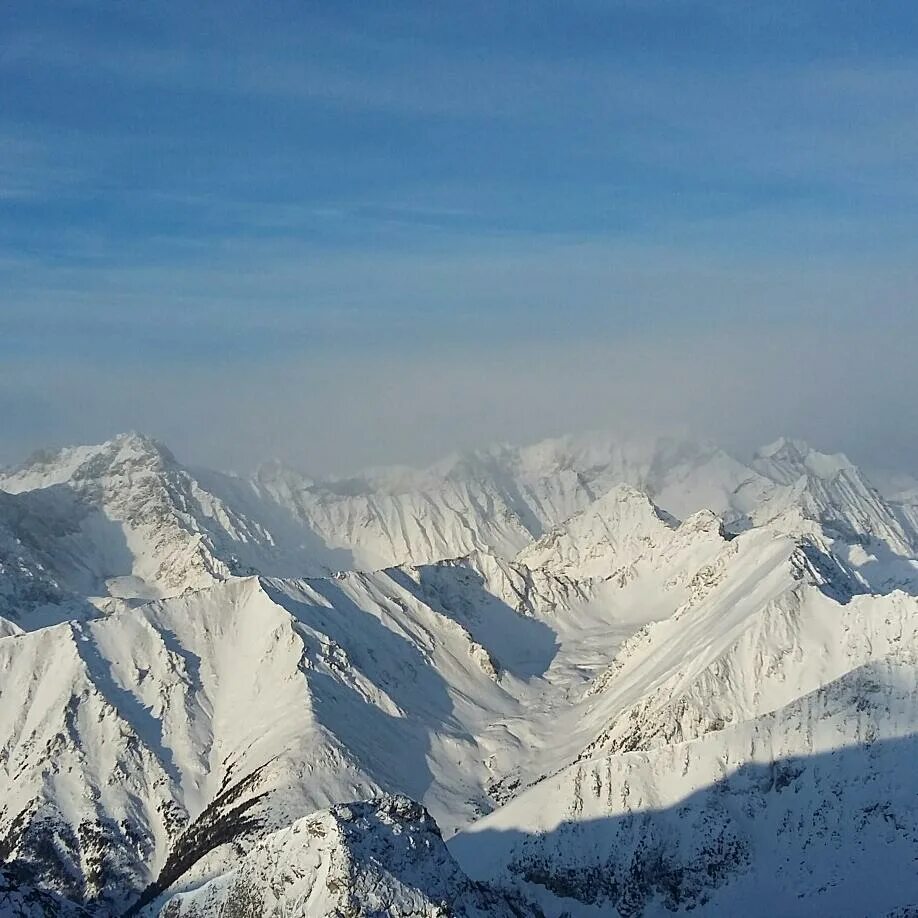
[244,433,780,573]
[2,429,918,917]
[516,486,678,580]
[449,435,773,531]
[0,524,731,913]
[0,567,578,911]
[751,436,856,485]
[2,430,910,609]
[749,438,917,558]
[575,528,916,761]
[514,485,731,587]
[448,500,918,915]
[0,489,89,634]
[0,435,337,612]
[246,435,915,580]
[247,435,633,572]
[637,439,773,524]
[0,577,357,912]
[1,431,603,606]
[452,660,918,918]
[404,550,597,621]
[255,465,538,571]
[872,469,918,536]
[152,796,530,918]
[0,434,238,603]
[891,488,918,549]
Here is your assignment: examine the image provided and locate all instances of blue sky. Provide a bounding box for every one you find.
[2,1,917,471]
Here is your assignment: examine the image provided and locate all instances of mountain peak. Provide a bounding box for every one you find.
[108,430,167,453]
[2,432,175,492]
[756,435,810,460]
[599,481,652,501]
[63,432,177,484]
[516,483,678,578]
[754,437,856,484]
[157,795,526,917]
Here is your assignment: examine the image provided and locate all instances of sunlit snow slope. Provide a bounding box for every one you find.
[0,430,916,916]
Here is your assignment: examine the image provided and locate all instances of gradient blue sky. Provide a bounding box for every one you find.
[2,1,917,472]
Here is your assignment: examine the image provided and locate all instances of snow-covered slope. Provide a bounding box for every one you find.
[516,484,729,584]
[872,471,918,541]
[452,659,918,917]
[248,459,538,571]
[1,429,917,916]
[0,558,635,912]
[0,435,246,604]
[150,796,530,918]
[0,488,93,635]
[748,438,918,555]
[0,431,806,610]
[516,485,677,580]
[575,534,915,758]
[0,572,511,910]
[5,431,908,608]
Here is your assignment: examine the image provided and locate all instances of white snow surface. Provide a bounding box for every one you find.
[0,430,917,916]
[149,795,526,918]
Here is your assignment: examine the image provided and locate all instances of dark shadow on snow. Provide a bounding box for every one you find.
[449,733,918,917]
[260,577,461,807]
[386,563,560,681]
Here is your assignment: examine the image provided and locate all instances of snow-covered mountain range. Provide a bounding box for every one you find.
[0,431,916,916]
